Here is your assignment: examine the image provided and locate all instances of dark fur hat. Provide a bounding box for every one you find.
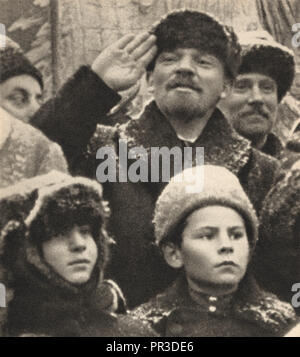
[238,31,295,102]
[25,173,112,272]
[0,172,112,284]
[0,35,43,90]
[147,9,241,79]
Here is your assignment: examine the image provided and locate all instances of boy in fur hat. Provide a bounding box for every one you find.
[0,172,155,337]
[30,9,280,307]
[219,30,295,160]
[131,165,297,337]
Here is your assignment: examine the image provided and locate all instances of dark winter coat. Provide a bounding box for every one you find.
[261,132,284,160]
[254,168,300,314]
[31,66,281,307]
[131,274,297,337]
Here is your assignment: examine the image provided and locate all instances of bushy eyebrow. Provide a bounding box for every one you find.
[8,87,29,96]
[234,78,251,84]
[259,79,276,86]
[228,226,245,232]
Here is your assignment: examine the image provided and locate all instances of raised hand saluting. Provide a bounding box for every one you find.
[91,32,157,92]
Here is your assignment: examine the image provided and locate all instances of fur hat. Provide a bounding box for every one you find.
[154,165,258,250]
[237,31,295,102]
[0,171,112,281]
[147,9,241,79]
[0,172,127,335]
[0,34,43,89]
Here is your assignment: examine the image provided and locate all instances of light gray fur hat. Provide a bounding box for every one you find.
[153,165,258,249]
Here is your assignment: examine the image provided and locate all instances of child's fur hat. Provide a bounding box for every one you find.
[154,165,258,250]
[0,171,112,282]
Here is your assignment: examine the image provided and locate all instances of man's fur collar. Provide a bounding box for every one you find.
[117,101,252,176]
[133,274,296,336]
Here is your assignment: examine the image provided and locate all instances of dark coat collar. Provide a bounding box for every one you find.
[118,101,252,176]
[261,132,284,159]
[134,273,296,335]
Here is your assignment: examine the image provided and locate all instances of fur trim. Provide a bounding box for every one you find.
[0,172,113,331]
[25,175,105,226]
[0,171,72,231]
[131,275,296,336]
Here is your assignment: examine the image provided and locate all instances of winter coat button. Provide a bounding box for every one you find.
[209,306,217,313]
[209,296,218,302]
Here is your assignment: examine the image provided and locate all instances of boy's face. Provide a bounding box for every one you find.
[148,48,228,121]
[166,205,249,293]
[42,225,98,285]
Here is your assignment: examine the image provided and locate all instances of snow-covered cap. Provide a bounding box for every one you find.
[237,30,295,102]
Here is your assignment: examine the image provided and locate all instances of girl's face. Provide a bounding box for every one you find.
[172,205,250,295]
[42,225,98,285]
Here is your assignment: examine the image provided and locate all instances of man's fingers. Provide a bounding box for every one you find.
[138,45,157,69]
[116,34,136,49]
[131,35,157,61]
[125,32,156,54]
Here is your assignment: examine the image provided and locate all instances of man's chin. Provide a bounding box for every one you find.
[192,276,241,294]
[165,102,207,121]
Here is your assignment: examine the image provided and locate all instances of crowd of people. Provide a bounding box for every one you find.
[1,9,300,337]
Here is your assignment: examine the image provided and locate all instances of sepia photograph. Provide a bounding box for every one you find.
[0,0,300,340]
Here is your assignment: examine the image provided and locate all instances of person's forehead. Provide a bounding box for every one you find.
[236,72,276,84]
[0,74,42,94]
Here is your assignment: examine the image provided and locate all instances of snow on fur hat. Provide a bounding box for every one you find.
[147,9,241,79]
[0,34,43,89]
[0,171,64,231]
[25,172,112,266]
[154,165,258,250]
[0,173,126,331]
[237,31,295,102]
[0,171,112,274]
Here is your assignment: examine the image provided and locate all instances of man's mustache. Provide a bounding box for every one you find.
[240,107,269,119]
[166,76,201,92]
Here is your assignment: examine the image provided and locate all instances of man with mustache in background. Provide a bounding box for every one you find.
[220,31,295,161]
[31,10,280,307]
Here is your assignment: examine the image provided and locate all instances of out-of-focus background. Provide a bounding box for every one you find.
[1,0,299,141]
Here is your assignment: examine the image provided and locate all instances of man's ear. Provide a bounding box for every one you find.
[162,243,183,269]
[147,71,155,95]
